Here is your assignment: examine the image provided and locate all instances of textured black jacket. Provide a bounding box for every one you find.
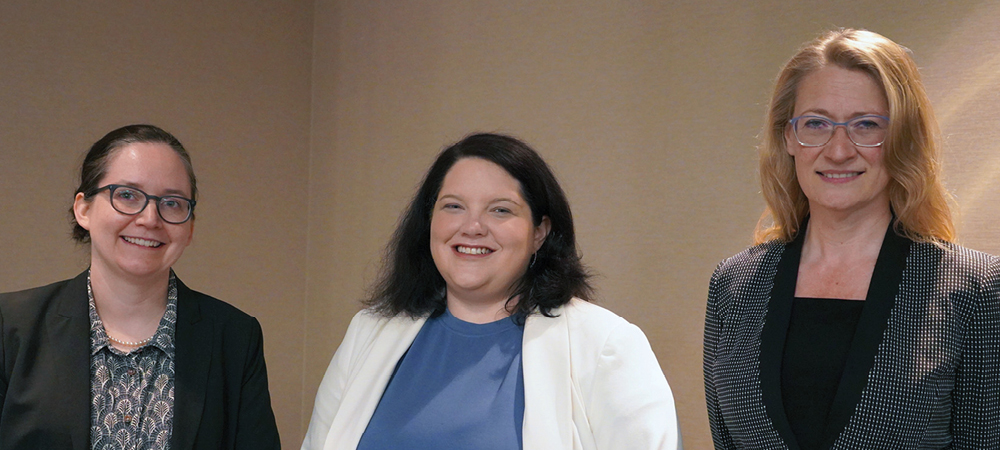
[704,228,1000,449]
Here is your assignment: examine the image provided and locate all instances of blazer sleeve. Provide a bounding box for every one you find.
[951,257,1000,448]
[704,263,736,450]
[585,321,682,450]
[233,317,281,450]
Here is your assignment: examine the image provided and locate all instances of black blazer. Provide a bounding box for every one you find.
[0,271,281,450]
[704,228,1000,449]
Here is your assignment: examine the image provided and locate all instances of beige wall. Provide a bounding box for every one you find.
[3,1,999,449]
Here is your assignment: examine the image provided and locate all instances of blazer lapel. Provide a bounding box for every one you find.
[172,279,213,450]
[52,271,94,450]
[759,227,805,450]
[821,226,910,447]
[328,314,426,450]
[758,222,912,449]
[521,307,575,450]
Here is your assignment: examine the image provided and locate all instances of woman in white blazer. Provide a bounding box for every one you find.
[303,133,680,450]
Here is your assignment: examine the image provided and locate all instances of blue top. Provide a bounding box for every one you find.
[357,309,525,450]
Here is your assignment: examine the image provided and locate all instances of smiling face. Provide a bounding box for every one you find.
[73,142,194,284]
[430,158,550,317]
[787,65,892,219]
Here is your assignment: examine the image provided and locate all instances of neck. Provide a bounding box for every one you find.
[802,206,892,261]
[446,291,516,324]
[89,266,169,339]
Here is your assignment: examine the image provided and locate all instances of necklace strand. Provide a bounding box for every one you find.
[107,333,155,347]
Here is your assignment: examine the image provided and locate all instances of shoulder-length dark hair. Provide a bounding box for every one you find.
[365,132,592,318]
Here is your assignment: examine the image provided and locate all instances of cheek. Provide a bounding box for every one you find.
[429,215,447,242]
[172,224,195,246]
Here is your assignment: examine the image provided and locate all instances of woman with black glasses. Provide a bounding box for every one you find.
[0,124,280,449]
[704,29,1000,449]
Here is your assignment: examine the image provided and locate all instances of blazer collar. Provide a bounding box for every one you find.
[328,313,427,450]
[52,271,93,450]
[522,305,576,449]
[759,220,911,450]
[171,277,211,450]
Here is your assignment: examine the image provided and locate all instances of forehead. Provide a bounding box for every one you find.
[102,142,192,194]
[439,158,523,196]
[794,66,888,115]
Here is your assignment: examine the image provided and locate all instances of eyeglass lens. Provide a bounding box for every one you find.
[794,116,888,146]
[110,186,192,224]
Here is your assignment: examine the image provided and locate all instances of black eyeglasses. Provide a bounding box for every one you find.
[91,184,196,224]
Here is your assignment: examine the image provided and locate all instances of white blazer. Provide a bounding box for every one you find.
[302,298,681,450]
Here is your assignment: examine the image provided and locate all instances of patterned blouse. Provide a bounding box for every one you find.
[88,271,177,450]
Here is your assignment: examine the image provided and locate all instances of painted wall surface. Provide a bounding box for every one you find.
[3,1,999,448]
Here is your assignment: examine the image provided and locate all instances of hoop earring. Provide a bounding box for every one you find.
[529,253,537,268]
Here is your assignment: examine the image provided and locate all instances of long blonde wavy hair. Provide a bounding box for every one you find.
[754,28,955,244]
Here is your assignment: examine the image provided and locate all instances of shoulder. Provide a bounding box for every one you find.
[0,273,86,321]
[543,299,649,352]
[910,240,1000,271]
[907,241,1000,294]
[709,240,785,297]
[178,285,255,324]
[554,298,629,333]
[173,279,266,346]
[1,279,68,309]
[714,240,785,279]
[341,308,426,344]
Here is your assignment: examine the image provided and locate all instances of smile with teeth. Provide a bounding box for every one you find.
[123,236,164,248]
[456,245,493,255]
[820,171,862,179]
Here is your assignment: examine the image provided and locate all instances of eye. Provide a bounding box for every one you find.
[801,117,831,130]
[160,197,183,210]
[491,206,512,214]
[441,203,463,211]
[851,117,886,130]
[114,187,142,202]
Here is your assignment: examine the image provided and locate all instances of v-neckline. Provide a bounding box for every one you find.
[758,219,911,449]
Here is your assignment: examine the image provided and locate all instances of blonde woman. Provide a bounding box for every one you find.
[704,29,999,449]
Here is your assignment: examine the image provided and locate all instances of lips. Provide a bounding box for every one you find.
[122,236,164,248]
[819,171,863,179]
[455,245,493,255]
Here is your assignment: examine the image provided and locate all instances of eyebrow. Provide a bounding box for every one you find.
[491,197,522,205]
[116,181,191,197]
[436,194,523,205]
[798,108,887,118]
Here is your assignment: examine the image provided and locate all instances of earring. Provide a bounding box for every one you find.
[529,253,537,268]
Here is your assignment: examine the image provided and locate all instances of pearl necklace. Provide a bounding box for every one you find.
[107,333,155,347]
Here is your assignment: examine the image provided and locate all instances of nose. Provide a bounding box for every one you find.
[460,211,487,236]
[823,125,858,163]
[133,201,163,227]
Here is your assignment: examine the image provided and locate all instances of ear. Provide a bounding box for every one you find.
[533,216,551,252]
[73,192,92,231]
[785,124,798,157]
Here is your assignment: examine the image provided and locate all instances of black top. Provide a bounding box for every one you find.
[781,297,865,450]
